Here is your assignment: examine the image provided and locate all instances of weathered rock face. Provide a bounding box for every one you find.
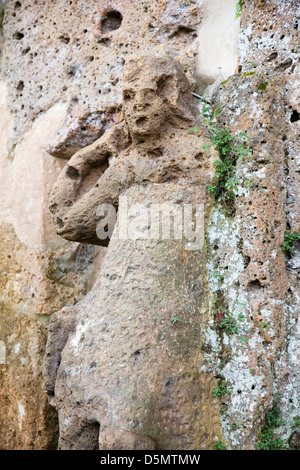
[50,183,223,450]
[0,0,299,451]
[46,54,222,450]
[49,54,213,245]
[0,222,105,449]
[2,0,203,159]
[0,84,105,448]
[0,0,205,450]
[199,0,300,450]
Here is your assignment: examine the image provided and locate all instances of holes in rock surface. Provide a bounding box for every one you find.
[135,117,148,127]
[275,58,293,71]
[157,75,173,98]
[131,350,141,361]
[13,31,24,40]
[67,65,77,76]
[49,203,58,215]
[170,26,196,38]
[56,217,64,228]
[100,10,123,34]
[267,52,278,61]
[59,34,70,44]
[97,38,111,47]
[66,165,80,179]
[123,89,134,102]
[17,80,24,91]
[290,109,300,123]
[15,1,21,8]
[165,378,174,388]
[147,147,163,158]
[81,422,100,450]
[244,255,251,267]
[248,279,263,289]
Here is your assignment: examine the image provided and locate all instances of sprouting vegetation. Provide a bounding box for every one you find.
[256,397,286,450]
[257,81,268,92]
[282,231,300,256]
[235,1,244,19]
[212,379,232,397]
[216,311,239,335]
[198,102,252,215]
[213,440,226,450]
[212,293,247,336]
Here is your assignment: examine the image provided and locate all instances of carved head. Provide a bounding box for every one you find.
[122,54,199,138]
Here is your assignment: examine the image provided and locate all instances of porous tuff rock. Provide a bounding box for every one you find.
[0,223,104,449]
[48,183,222,450]
[201,0,300,449]
[45,55,222,449]
[0,92,106,448]
[2,0,203,158]
[49,54,216,245]
[0,0,205,449]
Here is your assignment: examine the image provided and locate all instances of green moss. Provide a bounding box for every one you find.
[242,71,256,77]
[257,81,268,92]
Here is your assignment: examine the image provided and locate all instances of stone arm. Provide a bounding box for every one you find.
[49,121,132,246]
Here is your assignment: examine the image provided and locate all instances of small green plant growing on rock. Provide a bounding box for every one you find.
[171,316,180,324]
[235,1,244,19]
[259,321,270,330]
[292,416,300,429]
[242,71,256,77]
[200,102,252,215]
[257,81,268,92]
[213,440,226,450]
[212,380,231,397]
[217,314,239,335]
[230,423,242,430]
[256,397,286,450]
[213,294,246,335]
[282,231,300,255]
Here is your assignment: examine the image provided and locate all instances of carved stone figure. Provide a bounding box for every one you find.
[49,54,213,244]
[44,54,222,450]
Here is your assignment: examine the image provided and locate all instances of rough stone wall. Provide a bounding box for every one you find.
[2,0,203,158]
[200,0,300,450]
[0,0,204,450]
[0,0,299,450]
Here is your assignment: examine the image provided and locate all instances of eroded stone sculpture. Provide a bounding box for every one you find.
[45,54,222,450]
